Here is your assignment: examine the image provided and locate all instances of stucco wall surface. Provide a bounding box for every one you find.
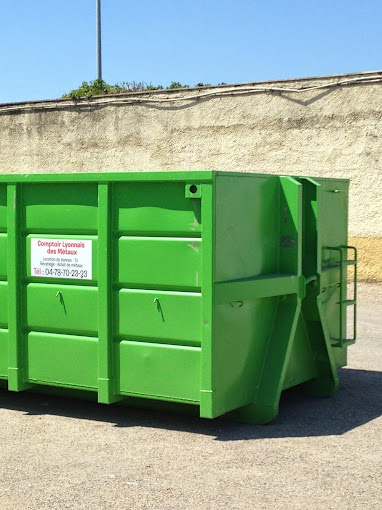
[0,71,381,279]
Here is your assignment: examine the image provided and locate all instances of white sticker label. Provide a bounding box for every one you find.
[31,238,92,280]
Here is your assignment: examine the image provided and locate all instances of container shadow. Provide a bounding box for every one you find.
[0,368,380,441]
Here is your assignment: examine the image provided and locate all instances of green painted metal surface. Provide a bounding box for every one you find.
[0,171,356,423]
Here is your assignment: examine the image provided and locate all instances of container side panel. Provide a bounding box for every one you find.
[116,238,201,289]
[300,178,320,278]
[0,281,8,327]
[114,182,201,235]
[0,195,8,376]
[21,183,100,394]
[26,284,98,336]
[23,183,99,233]
[212,297,279,415]
[113,180,204,404]
[320,284,341,345]
[27,332,98,390]
[0,234,7,278]
[0,185,7,231]
[0,329,8,377]
[117,289,202,346]
[318,180,349,350]
[319,181,349,266]
[279,177,302,275]
[215,176,280,282]
[116,341,200,403]
[0,180,6,359]
[210,175,281,416]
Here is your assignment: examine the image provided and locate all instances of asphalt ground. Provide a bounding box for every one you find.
[0,283,381,509]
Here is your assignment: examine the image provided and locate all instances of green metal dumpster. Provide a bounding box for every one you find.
[0,171,356,424]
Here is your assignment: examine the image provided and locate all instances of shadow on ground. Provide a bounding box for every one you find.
[0,368,381,441]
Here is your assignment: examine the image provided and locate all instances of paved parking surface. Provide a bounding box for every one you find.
[0,283,381,509]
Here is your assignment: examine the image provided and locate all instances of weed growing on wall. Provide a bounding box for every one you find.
[62,80,213,98]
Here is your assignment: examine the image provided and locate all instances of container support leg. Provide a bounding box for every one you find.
[302,292,339,397]
[232,295,301,425]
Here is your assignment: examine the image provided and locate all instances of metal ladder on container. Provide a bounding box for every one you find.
[326,245,357,347]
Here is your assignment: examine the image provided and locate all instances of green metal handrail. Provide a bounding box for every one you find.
[326,245,357,347]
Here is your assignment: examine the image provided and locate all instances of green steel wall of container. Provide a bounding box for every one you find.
[0,171,354,424]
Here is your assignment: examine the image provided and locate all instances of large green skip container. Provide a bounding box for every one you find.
[0,171,356,424]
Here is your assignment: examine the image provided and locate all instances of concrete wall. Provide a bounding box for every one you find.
[1,71,381,280]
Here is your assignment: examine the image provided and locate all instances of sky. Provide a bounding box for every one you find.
[1,0,381,104]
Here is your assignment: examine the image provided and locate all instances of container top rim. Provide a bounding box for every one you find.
[0,170,350,184]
